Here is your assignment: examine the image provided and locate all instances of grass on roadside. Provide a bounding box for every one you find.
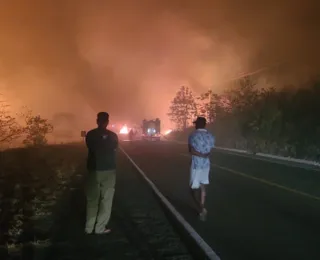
[0,143,86,257]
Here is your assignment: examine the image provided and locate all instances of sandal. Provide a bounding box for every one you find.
[199,208,207,221]
[97,228,111,234]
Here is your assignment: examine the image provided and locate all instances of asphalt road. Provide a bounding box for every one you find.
[121,140,320,260]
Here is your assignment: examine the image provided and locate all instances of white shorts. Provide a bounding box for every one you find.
[190,167,210,189]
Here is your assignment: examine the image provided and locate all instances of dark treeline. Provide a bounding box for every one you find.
[168,77,320,160]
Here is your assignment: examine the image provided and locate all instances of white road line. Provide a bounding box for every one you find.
[181,153,320,202]
[120,147,221,260]
[213,149,320,172]
[168,140,320,172]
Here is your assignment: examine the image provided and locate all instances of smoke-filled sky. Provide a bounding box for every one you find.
[0,0,319,131]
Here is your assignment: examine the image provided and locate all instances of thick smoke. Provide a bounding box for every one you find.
[0,0,319,133]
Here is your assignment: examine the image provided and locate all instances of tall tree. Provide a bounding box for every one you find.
[226,76,258,113]
[168,86,197,130]
[0,100,23,144]
[23,112,53,147]
[197,90,223,123]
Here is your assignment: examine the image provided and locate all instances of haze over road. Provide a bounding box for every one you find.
[121,141,320,260]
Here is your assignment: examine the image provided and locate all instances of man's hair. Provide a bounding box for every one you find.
[97,112,109,124]
[194,116,206,128]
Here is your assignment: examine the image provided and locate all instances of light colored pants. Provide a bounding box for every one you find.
[190,167,210,189]
[85,170,116,234]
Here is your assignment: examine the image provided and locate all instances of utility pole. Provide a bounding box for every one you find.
[81,131,86,143]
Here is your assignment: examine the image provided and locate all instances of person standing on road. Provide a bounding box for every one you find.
[85,112,118,234]
[128,128,134,141]
[188,116,215,221]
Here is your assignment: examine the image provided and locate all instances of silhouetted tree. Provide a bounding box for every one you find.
[23,113,53,147]
[168,86,197,130]
[0,100,23,144]
[170,77,320,160]
[197,90,223,123]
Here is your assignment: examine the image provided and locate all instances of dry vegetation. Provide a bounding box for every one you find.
[0,144,85,258]
[0,144,194,260]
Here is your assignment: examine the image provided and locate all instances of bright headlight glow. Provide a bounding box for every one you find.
[147,128,156,133]
[164,129,172,135]
[120,125,129,134]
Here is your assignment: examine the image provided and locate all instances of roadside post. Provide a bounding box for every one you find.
[81,130,86,143]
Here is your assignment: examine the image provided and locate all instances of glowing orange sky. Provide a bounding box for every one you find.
[0,0,319,132]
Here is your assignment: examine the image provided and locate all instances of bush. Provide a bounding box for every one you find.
[0,102,53,148]
[23,114,53,147]
[168,78,320,161]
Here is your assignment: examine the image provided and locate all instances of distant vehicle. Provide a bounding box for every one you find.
[142,119,161,141]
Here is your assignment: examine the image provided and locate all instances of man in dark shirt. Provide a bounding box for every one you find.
[85,112,118,234]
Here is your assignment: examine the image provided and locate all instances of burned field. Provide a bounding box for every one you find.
[0,144,86,258]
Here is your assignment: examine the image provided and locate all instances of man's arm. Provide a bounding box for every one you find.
[85,131,92,150]
[207,135,215,155]
[188,133,209,158]
[190,146,210,158]
[114,134,119,150]
[201,135,215,157]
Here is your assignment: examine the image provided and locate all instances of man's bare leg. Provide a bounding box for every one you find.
[190,188,202,214]
[200,184,206,210]
[199,184,207,221]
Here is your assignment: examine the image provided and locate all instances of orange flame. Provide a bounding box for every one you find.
[120,125,129,134]
[164,129,172,135]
